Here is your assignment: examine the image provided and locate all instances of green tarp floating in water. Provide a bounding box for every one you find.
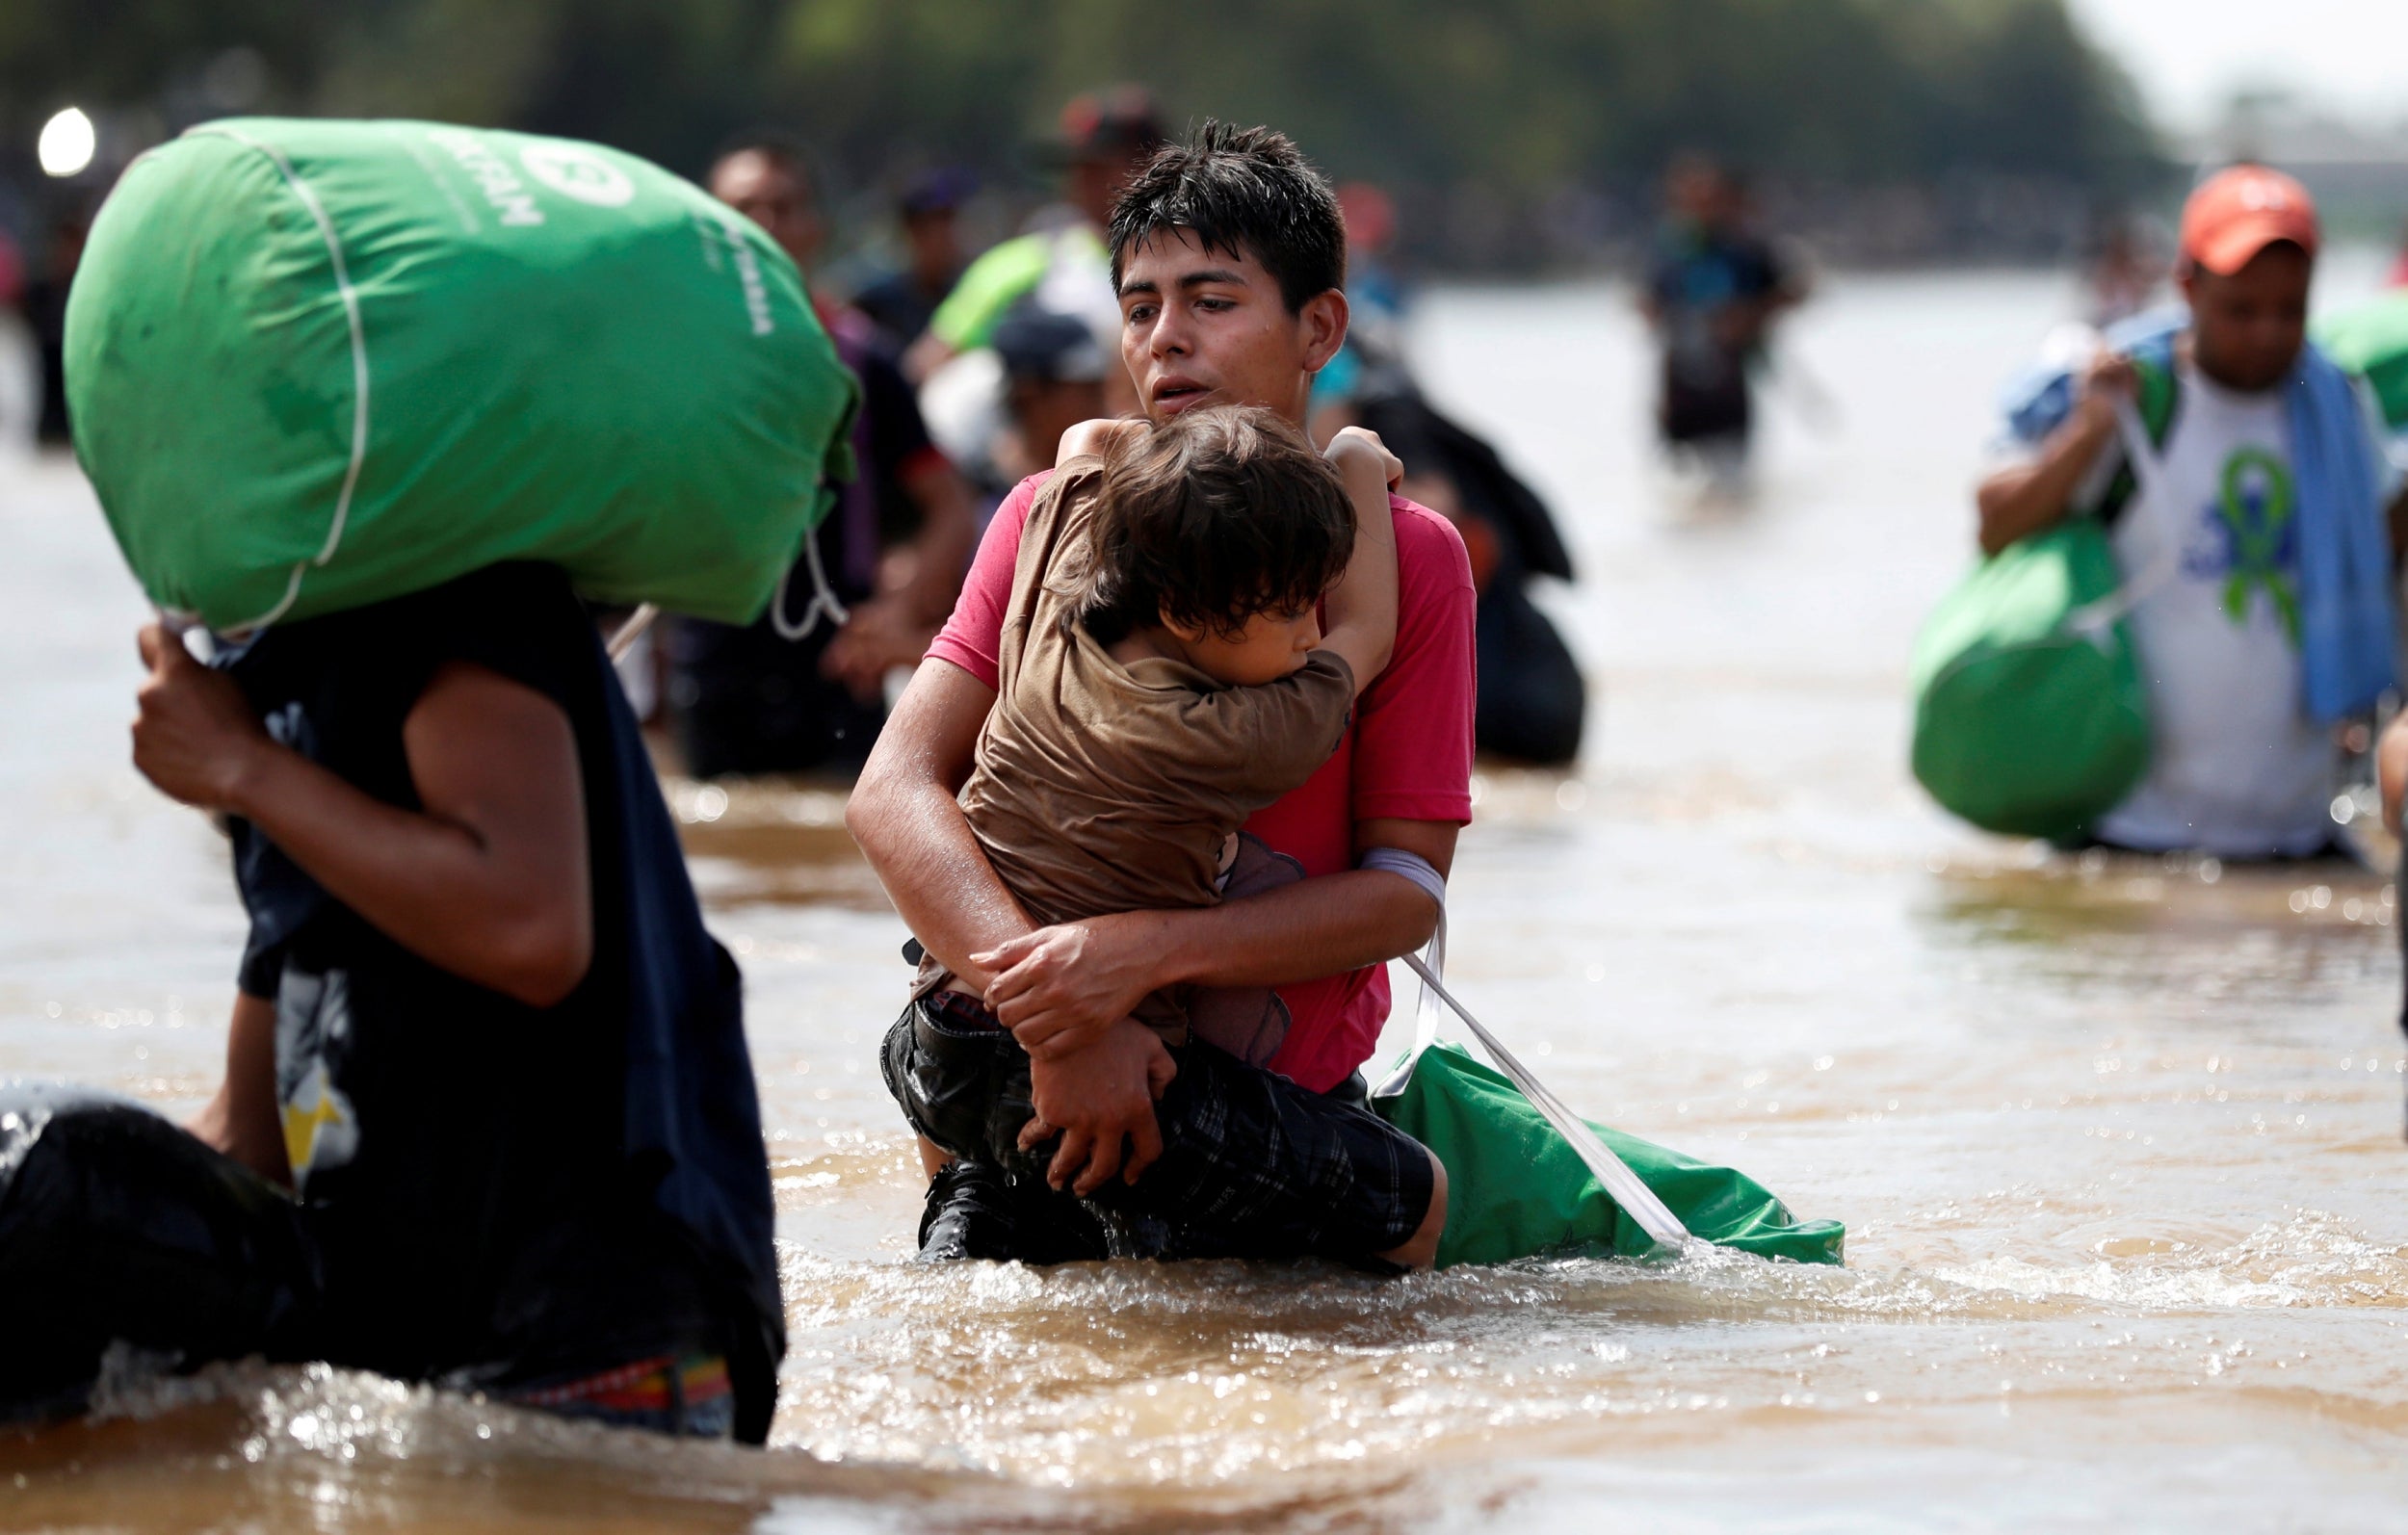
[2316,292,2408,431]
[1374,1042,1845,1269]
[67,117,858,632]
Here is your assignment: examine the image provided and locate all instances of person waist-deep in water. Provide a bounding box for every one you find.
[1640,155,1803,462]
[1978,166,2406,862]
[851,122,1474,1272]
[0,566,781,1440]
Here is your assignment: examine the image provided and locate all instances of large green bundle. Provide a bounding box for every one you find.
[1908,519,2150,841]
[67,118,856,632]
[2316,292,2408,430]
[1374,1043,1844,1268]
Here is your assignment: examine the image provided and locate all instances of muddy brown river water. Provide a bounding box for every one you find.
[4,265,2405,1532]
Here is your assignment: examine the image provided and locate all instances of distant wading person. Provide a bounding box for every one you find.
[0,572,783,1439]
[1979,167,2405,861]
[1641,155,1804,477]
[850,123,1475,1268]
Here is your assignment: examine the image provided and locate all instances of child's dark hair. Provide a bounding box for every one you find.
[1072,405,1355,645]
[1108,121,1346,314]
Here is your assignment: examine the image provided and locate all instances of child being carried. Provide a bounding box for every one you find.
[914,403,1400,1062]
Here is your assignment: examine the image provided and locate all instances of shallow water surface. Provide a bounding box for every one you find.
[5,264,2406,1531]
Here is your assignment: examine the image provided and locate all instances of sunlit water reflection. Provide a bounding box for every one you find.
[4,257,2405,1530]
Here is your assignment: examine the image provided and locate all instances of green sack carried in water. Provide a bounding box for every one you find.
[66,117,857,632]
[2315,291,2408,430]
[1372,1042,1844,1270]
[1907,518,2150,841]
[1908,362,2179,842]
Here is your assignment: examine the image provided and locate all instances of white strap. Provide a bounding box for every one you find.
[2063,393,2177,639]
[770,528,851,641]
[606,603,658,662]
[1361,848,1446,1095]
[186,126,372,637]
[1358,846,1696,1250]
[1400,951,1695,1250]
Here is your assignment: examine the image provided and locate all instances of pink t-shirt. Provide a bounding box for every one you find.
[926,471,1477,1092]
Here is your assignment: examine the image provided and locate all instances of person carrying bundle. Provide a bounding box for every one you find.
[0,118,858,1439]
[882,403,1448,1268]
[1968,167,2405,859]
[850,122,1476,1271]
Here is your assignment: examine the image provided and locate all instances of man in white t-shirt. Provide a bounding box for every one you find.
[1978,167,2405,859]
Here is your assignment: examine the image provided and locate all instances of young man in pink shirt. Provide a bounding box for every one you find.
[850,123,1476,1269]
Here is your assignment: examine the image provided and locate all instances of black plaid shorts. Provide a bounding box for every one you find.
[880,992,1434,1267]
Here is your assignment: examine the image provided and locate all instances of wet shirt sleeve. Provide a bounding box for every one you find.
[1351,499,1478,825]
[925,473,1048,689]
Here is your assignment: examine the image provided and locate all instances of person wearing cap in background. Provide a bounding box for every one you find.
[671,131,978,779]
[851,169,975,352]
[1980,165,2406,862]
[989,307,1110,489]
[902,86,1165,418]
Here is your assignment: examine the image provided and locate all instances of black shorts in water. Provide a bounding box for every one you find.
[880,994,1435,1267]
[0,1085,738,1438]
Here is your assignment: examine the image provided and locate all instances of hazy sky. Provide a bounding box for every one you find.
[2067,0,2408,130]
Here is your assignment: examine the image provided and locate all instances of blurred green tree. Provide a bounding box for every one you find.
[0,0,2159,261]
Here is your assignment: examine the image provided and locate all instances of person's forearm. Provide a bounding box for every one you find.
[1319,461,1400,689]
[190,990,290,1186]
[848,666,1032,989]
[225,746,589,1005]
[1150,869,1439,991]
[1976,410,2115,556]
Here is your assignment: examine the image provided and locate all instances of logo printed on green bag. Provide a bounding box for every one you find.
[426,127,544,227]
[519,143,637,208]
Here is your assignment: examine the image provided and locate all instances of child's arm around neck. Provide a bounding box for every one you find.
[1316,427,1401,696]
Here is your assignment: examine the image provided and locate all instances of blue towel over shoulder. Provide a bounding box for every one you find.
[1999,312,2396,722]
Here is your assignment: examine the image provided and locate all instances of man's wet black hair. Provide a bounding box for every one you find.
[1108,121,1346,315]
[1073,404,1355,645]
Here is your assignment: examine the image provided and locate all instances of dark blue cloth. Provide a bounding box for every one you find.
[221,564,782,1440]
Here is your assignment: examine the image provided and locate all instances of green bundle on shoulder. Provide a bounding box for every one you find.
[1907,356,2175,841]
[67,117,858,632]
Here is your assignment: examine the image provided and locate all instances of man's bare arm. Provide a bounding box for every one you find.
[1975,351,2131,556]
[189,990,291,1186]
[850,656,1173,1189]
[846,657,1034,989]
[132,626,592,1007]
[977,816,1457,1059]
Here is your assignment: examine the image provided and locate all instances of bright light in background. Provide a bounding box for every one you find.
[38,107,95,178]
[2067,0,2408,132]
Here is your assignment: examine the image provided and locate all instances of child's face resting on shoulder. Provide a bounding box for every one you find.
[1162,600,1324,688]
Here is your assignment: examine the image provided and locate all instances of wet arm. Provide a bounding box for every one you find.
[189,990,291,1187]
[132,628,592,1007]
[979,817,1457,1059]
[1976,355,2131,557]
[845,657,1033,989]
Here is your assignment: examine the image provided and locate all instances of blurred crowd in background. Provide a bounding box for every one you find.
[4,0,2406,785]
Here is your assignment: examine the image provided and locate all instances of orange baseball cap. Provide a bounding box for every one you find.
[2180,165,2319,275]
